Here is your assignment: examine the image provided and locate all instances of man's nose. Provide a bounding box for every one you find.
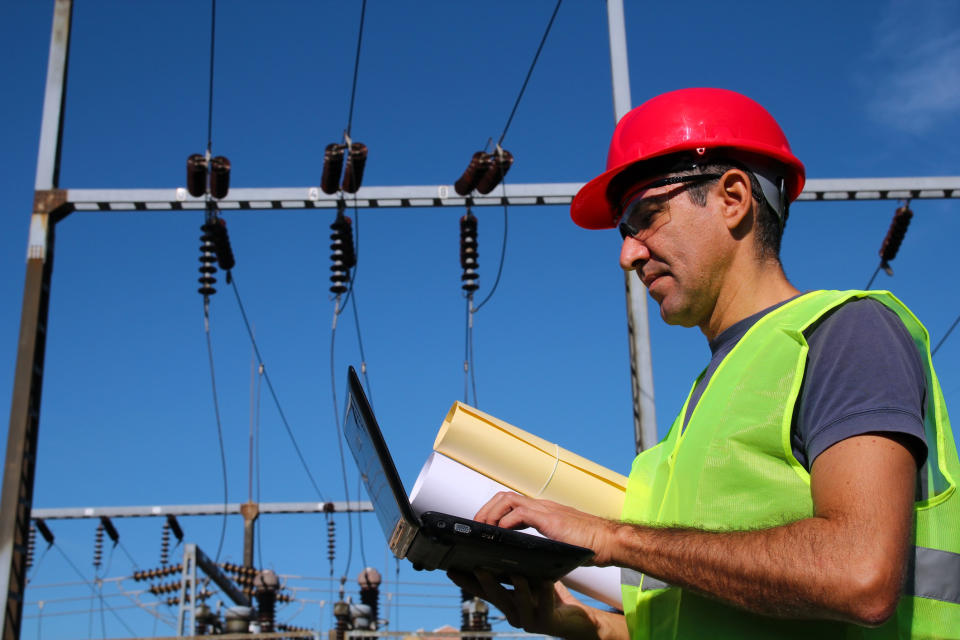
[620,235,650,271]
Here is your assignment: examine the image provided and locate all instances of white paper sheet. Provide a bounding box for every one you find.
[410,452,623,610]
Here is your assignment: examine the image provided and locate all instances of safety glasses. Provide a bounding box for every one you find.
[617,173,723,240]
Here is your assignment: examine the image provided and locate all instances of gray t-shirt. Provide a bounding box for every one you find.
[682,295,927,470]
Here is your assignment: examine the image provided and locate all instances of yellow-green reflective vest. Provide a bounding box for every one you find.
[620,290,960,639]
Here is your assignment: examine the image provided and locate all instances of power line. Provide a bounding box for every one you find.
[472,179,510,313]
[932,313,960,357]
[496,0,563,147]
[53,545,138,637]
[345,0,368,138]
[229,275,327,501]
[206,0,217,154]
[328,309,355,582]
[202,303,229,566]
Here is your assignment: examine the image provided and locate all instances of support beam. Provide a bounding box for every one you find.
[31,501,373,520]
[2,1,73,637]
[58,177,960,213]
[607,0,658,454]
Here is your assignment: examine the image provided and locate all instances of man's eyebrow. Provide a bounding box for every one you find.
[625,192,672,216]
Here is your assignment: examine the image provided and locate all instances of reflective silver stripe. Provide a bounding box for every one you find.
[621,546,960,603]
[906,546,960,605]
[621,568,670,591]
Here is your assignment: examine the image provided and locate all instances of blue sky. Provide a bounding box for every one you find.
[2,1,959,637]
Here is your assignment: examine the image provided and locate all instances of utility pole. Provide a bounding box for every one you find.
[606,0,658,453]
[0,2,73,639]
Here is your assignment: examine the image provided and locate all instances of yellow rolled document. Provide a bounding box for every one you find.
[433,402,627,520]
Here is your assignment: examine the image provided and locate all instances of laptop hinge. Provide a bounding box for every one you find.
[389,519,417,558]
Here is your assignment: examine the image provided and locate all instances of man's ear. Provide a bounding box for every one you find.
[717,169,753,231]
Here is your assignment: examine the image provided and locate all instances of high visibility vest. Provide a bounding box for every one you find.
[620,290,960,639]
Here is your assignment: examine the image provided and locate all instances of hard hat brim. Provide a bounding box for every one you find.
[570,143,805,230]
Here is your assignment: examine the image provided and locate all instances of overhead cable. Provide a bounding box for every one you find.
[345,0,368,140]
[472,181,509,313]
[497,0,562,148]
[54,545,138,637]
[932,313,960,357]
[229,276,327,502]
[206,0,217,154]
[202,303,229,566]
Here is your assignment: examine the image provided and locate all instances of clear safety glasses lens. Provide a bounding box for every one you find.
[617,173,723,240]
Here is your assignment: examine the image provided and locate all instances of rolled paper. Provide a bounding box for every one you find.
[432,402,628,519]
[410,451,623,610]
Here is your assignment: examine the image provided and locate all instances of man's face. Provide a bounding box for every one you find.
[618,175,730,328]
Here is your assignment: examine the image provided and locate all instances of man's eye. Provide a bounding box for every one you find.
[628,209,658,231]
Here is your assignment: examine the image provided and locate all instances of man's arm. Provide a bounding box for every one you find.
[473,433,916,627]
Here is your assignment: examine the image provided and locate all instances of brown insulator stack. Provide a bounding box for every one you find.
[475,148,513,195]
[160,520,171,566]
[92,523,104,570]
[26,524,36,571]
[454,149,513,195]
[460,212,479,293]
[254,569,279,633]
[358,567,382,633]
[327,515,337,572]
[333,600,351,640]
[185,153,231,199]
[329,214,357,295]
[878,204,913,276]
[342,143,368,193]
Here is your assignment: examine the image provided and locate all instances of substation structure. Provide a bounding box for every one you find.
[5,0,960,638]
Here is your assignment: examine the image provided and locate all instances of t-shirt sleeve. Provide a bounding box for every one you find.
[792,298,928,470]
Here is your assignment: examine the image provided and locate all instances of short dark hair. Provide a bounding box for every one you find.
[608,153,785,260]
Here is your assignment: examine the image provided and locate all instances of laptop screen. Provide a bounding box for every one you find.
[343,367,417,543]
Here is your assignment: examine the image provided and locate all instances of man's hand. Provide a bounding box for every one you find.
[447,570,628,640]
[473,493,622,565]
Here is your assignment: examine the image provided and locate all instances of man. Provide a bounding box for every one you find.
[449,88,960,638]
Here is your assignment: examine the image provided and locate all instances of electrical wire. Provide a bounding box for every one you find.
[496,0,562,148]
[53,545,138,637]
[117,542,140,570]
[463,298,471,404]
[255,362,265,570]
[345,0,368,139]
[932,313,960,357]
[329,309,355,582]
[470,1,562,312]
[472,179,509,312]
[462,297,478,406]
[26,544,52,585]
[344,202,374,401]
[229,276,327,501]
[202,302,229,566]
[206,0,217,154]
[468,303,478,404]
[356,472,367,569]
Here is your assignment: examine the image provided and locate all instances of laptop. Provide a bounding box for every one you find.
[343,366,594,582]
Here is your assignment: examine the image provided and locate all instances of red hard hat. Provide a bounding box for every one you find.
[570,88,806,230]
